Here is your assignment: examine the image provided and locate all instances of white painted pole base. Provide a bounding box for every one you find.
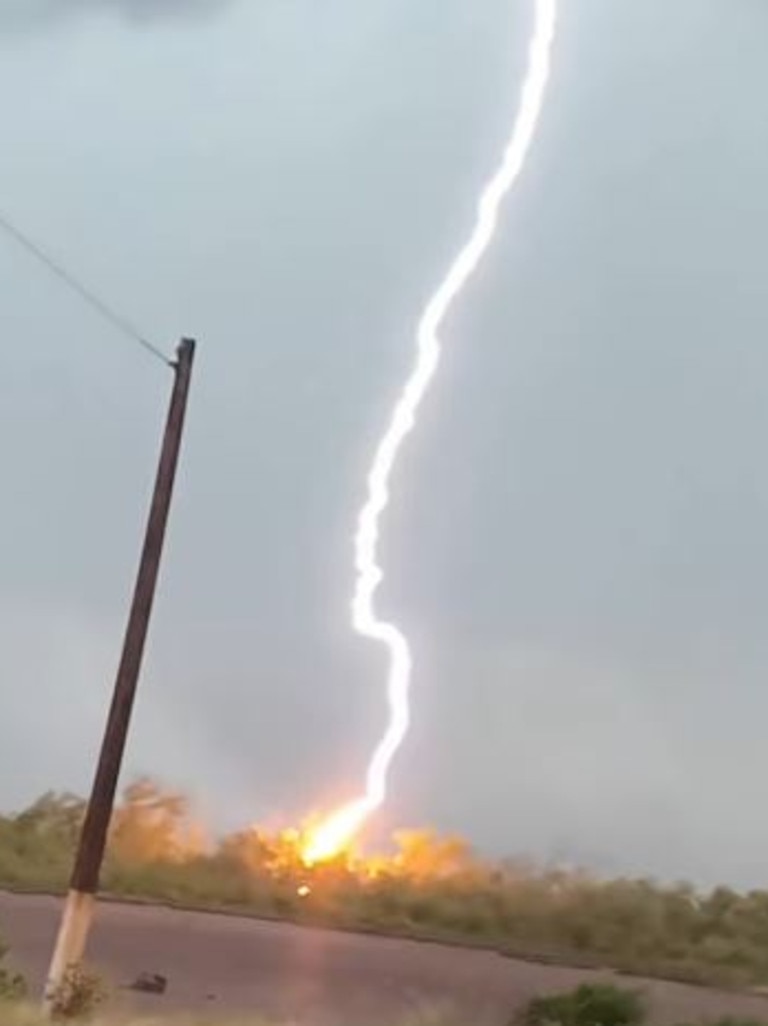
[41,890,96,1015]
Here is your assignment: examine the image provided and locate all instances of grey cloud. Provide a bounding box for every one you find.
[0,0,235,30]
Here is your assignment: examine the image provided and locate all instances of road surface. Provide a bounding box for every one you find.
[2,892,767,1024]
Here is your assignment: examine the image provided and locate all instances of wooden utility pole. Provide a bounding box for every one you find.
[42,338,196,1013]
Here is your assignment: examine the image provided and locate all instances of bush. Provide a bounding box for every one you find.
[675,1022,768,1026]
[49,964,106,1021]
[0,935,27,1003]
[517,984,646,1026]
[8,781,768,990]
[0,965,27,1003]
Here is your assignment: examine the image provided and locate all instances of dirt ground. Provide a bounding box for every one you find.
[3,891,768,1025]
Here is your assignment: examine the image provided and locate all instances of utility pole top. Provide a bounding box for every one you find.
[173,337,196,366]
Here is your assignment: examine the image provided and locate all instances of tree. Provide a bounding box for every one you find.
[109,778,205,864]
[392,829,471,880]
[13,792,85,852]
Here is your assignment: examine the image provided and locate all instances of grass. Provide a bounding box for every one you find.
[5,984,768,1026]
[0,1012,459,1026]
[2,1013,278,1026]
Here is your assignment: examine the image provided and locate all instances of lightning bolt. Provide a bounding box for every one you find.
[303,0,557,866]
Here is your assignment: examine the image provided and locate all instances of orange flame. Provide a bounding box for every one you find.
[301,800,369,866]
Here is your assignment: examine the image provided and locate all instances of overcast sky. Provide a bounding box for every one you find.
[1,0,767,888]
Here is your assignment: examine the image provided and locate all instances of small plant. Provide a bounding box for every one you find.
[518,983,646,1026]
[50,964,106,1021]
[0,964,27,1003]
[0,936,27,1003]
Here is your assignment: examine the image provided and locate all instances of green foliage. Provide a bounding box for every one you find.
[0,1010,765,1026]
[49,964,107,1021]
[0,1013,283,1025]
[0,968,28,1004]
[110,778,205,865]
[518,985,645,1026]
[674,1021,768,1026]
[0,792,84,890]
[0,934,28,1003]
[7,782,768,991]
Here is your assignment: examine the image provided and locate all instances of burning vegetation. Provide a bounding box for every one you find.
[3,779,768,990]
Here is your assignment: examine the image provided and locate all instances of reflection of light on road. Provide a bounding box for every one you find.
[297,884,311,898]
[302,0,559,867]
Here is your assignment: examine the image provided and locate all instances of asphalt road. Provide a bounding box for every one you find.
[3,892,768,1025]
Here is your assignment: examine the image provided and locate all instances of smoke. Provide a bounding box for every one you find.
[0,0,236,31]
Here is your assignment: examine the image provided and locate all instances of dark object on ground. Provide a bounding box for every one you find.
[517,983,646,1026]
[129,972,167,995]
